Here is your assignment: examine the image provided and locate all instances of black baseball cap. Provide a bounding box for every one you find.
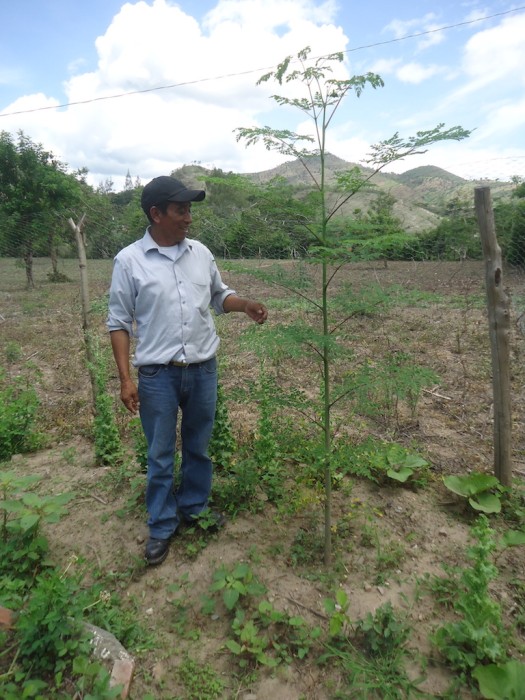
[141,176,206,215]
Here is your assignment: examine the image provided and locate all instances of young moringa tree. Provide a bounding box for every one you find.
[235,46,471,565]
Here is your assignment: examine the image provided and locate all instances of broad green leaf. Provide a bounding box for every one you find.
[21,492,44,507]
[403,455,428,469]
[289,616,305,627]
[233,562,250,579]
[473,660,525,699]
[0,499,25,513]
[387,466,413,483]
[257,652,279,667]
[247,581,266,596]
[443,473,499,497]
[0,471,41,489]
[223,588,240,611]
[49,492,75,506]
[231,580,247,593]
[73,656,89,674]
[329,616,343,637]
[501,530,525,547]
[324,599,335,614]
[225,639,242,655]
[469,492,501,514]
[19,678,49,694]
[209,579,226,591]
[335,589,349,608]
[19,513,40,531]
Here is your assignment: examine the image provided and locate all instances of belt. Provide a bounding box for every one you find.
[168,358,214,368]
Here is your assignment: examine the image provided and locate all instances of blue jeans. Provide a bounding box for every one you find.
[138,357,217,539]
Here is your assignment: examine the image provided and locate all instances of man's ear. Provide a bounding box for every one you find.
[149,206,162,223]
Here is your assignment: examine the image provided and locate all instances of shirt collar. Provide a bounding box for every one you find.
[142,227,192,254]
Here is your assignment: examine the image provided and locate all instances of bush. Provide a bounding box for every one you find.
[0,366,41,461]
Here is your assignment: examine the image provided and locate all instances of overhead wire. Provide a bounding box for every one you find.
[1,6,524,118]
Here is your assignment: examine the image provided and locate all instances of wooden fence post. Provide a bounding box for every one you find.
[474,187,513,487]
[68,215,97,409]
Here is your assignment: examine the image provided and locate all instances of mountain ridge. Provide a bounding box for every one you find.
[175,156,514,233]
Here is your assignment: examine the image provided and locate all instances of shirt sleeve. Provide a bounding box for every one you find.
[209,256,236,316]
[106,256,136,335]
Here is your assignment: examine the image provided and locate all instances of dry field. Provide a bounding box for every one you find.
[1,256,525,699]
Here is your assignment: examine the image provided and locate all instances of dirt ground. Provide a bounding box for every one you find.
[1,257,525,699]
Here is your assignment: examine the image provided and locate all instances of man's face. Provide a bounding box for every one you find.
[153,202,192,243]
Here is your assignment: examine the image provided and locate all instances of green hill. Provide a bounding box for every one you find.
[174,156,515,234]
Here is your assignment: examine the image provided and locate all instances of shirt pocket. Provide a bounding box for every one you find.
[185,268,209,286]
[180,258,211,311]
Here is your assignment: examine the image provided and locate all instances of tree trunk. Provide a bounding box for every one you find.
[24,248,34,289]
[50,233,58,276]
[68,215,97,409]
[474,187,512,487]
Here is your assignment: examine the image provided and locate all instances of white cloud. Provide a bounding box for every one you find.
[383,13,438,39]
[383,141,525,181]
[453,13,525,97]
[204,0,339,29]
[416,24,446,51]
[0,0,350,186]
[475,96,525,141]
[1,1,523,187]
[0,93,60,118]
[395,62,444,84]
[382,12,445,51]
[366,58,402,76]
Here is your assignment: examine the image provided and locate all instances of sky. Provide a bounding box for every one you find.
[1,0,525,190]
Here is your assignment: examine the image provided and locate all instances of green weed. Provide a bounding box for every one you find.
[0,366,42,461]
[85,586,156,654]
[289,517,325,567]
[443,472,503,514]
[0,472,149,696]
[15,564,92,678]
[167,574,201,640]
[354,601,411,657]
[177,656,225,699]
[204,561,322,670]
[89,293,110,316]
[321,599,423,699]
[327,437,430,488]
[88,334,122,467]
[212,458,261,515]
[432,515,507,681]
[351,352,439,428]
[3,342,22,364]
[0,470,74,593]
[129,416,148,472]
[209,562,267,612]
[209,378,237,470]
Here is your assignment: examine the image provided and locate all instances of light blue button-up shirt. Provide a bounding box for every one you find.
[107,229,236,366]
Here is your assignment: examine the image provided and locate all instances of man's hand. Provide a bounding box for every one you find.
[244,300,268,325]
[120,378,139,414]
[223,295,268,324]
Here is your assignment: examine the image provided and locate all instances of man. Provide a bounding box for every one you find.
[107,175,268,565]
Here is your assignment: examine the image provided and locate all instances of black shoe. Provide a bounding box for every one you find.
[188,509,226,533]
[144,537,170,566]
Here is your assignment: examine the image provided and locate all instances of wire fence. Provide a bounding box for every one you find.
[0,185,524,479]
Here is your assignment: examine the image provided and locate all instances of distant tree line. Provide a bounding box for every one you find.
[1,130,524,287]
